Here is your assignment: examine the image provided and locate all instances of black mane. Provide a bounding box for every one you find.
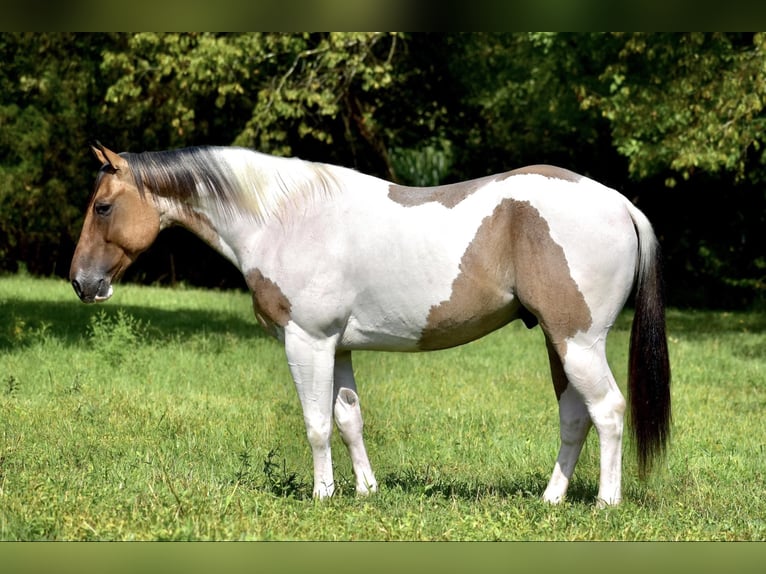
[125,146,241,204]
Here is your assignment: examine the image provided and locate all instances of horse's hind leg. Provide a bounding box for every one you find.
[542,336,592,504]
[333,351,378,495]
[544,335,626,506]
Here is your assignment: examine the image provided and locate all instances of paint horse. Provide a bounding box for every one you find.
[70,143,670,506]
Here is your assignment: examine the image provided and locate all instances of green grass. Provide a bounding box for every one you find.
[1,274,764,540]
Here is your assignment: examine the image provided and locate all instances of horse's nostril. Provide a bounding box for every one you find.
[71,279,82,298]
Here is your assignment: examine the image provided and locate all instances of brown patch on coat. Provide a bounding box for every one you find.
[245,269,292,335]
[179,209,223,252]
[545,336,569,401]
[99,180,161,261]
[501,164,583,183]
[417,199,518,350]
[388,174,498,208]
[388,165,583,209]
[505,200,592,340]
[418,199,592,397]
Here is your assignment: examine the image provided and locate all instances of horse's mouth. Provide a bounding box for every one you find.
[94,283,114,302]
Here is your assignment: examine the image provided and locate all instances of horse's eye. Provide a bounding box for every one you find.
[94,203,112,217]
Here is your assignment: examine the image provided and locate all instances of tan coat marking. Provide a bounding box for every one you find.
[418,199,518,350]
[501,164,583,183]
[506,200,592,337]
[505,200,592,401]
[419,199,592,400]
[388,165,581,209]
[102,179,161,260]
[178,209,224,252]
[388,174,499,208]
[245,269,292,335]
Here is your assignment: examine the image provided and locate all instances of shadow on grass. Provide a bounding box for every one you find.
[0,297,268,350]
[379,467,599,505]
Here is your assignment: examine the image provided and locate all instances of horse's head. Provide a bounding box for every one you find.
[69,143,160,303]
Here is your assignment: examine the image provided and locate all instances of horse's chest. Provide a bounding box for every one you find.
[245,268,292,339]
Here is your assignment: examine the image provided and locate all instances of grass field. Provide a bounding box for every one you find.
[0,273,764,540]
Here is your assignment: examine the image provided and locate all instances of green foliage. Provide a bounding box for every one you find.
[580,33,766,185]
[442,33,607,174]
[389,140,454,187]
[100,33,399,161]
[1,33,765,306]
[0,33,112,275]
[4,375,20,397]
[1,276,765,540]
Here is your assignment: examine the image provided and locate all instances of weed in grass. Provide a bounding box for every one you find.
[5,316,28,346]
[232,449,257,489]
[228,447,309,500]
[3,316,53,349]
[87,309,148,366]
[63,373,84,395]
[4,375,20,396]
[261,448,306,499]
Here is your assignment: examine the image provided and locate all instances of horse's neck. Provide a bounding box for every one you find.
[152,194,235,264]
[153,152,348,268]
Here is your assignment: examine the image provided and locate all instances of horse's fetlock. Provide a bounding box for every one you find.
[596,495,622,509]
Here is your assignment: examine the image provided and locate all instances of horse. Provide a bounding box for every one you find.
[70,142,671,506]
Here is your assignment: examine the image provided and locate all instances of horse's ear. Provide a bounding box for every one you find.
[91,141,127,172]
[91,143,108,166]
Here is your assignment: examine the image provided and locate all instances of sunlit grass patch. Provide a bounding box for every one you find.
[1,275,764,540]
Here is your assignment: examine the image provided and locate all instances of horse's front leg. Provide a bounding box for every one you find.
[333,351,378,495]
[285,329,337,498]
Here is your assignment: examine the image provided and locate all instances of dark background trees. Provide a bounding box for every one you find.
[1,33,763,308]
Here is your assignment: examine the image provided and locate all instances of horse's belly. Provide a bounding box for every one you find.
[417,294,518,350]
[339,285,519,352]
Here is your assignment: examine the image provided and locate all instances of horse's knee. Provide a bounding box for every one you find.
[304,416,333,449]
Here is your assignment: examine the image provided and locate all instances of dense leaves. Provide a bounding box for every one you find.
[99,33,400,173]
[0,33,763,307]
[582,33,766,185]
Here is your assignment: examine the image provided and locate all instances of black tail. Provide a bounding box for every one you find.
[628,221,672,478]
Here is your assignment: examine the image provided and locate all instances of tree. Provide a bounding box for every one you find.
[99,33,400,176]
[0,33,117,275]
[580,32,766,186]
[435,33,765,305]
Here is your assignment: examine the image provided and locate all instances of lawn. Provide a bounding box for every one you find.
[0,274,764,541]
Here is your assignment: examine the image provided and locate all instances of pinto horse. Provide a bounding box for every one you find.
[70,143,670,506]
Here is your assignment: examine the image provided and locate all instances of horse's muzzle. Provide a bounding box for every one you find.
[71,277,114,303]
